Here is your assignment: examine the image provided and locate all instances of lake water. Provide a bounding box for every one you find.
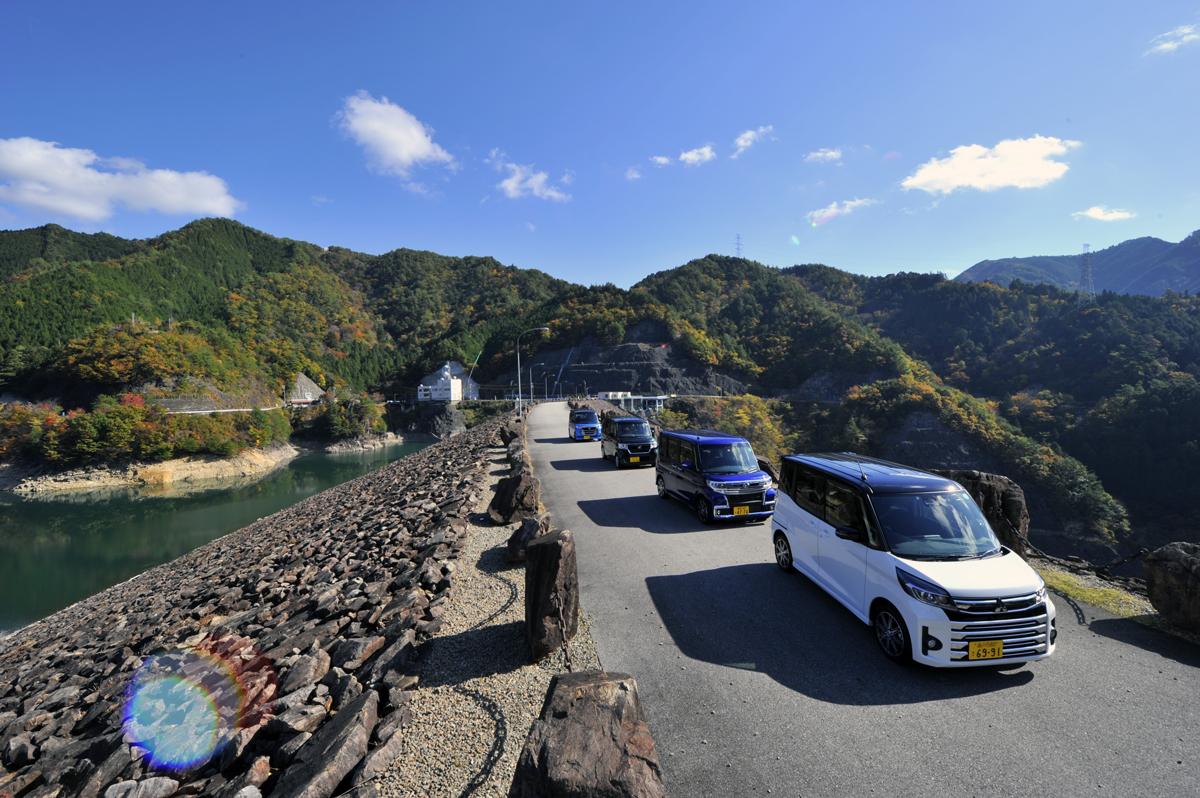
[0,441,429,631]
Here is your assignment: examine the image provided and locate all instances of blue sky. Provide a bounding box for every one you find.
[1,1,1198,286]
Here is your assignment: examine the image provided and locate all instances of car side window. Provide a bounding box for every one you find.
[791,466,825,518]
[780,460,797,497]
[826,482,876,544]
[663,436,678,464]
[680,442,697,467]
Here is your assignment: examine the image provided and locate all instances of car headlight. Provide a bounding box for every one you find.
[1035,583,1047,603]
[649,439,658,448]
[706,480,727,492]
[617,443,629,450]
[895,568,955,609]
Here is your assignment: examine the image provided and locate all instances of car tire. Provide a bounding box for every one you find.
[871,602,913,664]
[694,495,713,525]
[614,454,623,469]
[656,476,668,499]
[773,532,794,572]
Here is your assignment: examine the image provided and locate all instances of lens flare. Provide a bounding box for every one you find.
[122,634,276,772]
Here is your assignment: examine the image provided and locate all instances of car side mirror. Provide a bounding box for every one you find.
[835,526,864,542]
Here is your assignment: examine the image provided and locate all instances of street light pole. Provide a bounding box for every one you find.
[516,326,549,415]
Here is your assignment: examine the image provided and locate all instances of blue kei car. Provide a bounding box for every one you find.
[655,428,776,523]
[567,408,601,441]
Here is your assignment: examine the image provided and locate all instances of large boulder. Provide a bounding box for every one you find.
[508,671,666,798]
[934,469,1030,555]
[525,530,580,661]
[508,513,552,563]
[1144,542,1200,631]
[488,469,542,525]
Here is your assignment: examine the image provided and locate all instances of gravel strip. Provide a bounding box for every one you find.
[375,445,601,798]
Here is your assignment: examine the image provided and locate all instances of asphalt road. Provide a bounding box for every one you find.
[527,401,1200,798]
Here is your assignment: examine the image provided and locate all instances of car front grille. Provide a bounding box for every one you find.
[624,443,653,454]
[947,600,1050,661]
[715,480,770,495]
[576,426,598,436]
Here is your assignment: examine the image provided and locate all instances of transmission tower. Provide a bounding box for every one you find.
[1079,243,1096,303]
[735,233,743,258]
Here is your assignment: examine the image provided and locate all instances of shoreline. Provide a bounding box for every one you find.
[1,441,301,497]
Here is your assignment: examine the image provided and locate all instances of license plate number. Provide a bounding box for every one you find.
[968,640,1004,660]
[733,505,749,516]
[582,434,592,440]
[628,456,640,463]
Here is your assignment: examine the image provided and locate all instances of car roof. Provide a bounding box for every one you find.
[783,452,959,494]
[571,408,598,415]
[611,416,647,422]
[660,428,749,445]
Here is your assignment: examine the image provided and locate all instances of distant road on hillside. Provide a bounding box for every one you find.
[528,401,1200,798]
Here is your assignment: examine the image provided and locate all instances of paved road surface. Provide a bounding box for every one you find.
[527,401,1199,798]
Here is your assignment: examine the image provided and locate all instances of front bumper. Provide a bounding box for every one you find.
[906,598,1057,668]
[571,427,599,440]
[618,450,656,466]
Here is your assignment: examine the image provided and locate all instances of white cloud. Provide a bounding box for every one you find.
[0,136,241,221]
[624,167,642,181]
[560,170,575,186]
[337,91,454,182]
[1146,25,1199,55]
[650,155,672,167]
[487,148,570,202]
[679,144,716,166]
[731,125,773,158]
[804,148,842,164]
[1073,205,1136,221]
[805,197,876,227]
[901,135,1081,194]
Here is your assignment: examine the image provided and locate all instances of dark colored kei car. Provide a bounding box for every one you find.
[655,428,776,523]
[600,415,657,467]
[567,409,601,441]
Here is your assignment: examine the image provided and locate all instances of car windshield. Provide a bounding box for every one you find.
[698,442,758,474]
[870,490,1002,560]
[570,411,598,423]
[615,420,651,437]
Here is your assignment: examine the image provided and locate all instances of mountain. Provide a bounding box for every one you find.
[9,218,1200,557]
[955,230,1200,295]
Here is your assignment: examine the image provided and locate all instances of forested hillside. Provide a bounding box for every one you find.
[3,218,1197,554]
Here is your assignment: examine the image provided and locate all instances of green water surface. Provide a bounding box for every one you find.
[0,441,428,631]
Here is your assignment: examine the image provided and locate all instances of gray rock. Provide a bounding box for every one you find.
[525,530,580,662]
[3,731,37,768]
[329,637,385,671]
[272,690,379,798]
[280,647,331,694]
[507,514,551,564]
[509,671,665,798]
[129,777,180,798]
[105,782,137,798]
[488,471,542,525]
[1144,542,1200,631]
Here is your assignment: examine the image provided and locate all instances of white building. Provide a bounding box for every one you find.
[417,361,480,402]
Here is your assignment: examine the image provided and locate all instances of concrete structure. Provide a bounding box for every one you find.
[417,361,480,402]
[597,392,668,413]
[285,372,324,407]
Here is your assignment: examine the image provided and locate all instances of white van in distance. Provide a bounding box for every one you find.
[771,453,1056,667]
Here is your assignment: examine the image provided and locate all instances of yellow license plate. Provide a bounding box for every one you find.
[968,640,1004,660]
[733,505,750,516]
[582,434,592,440]
[628,456,640,463]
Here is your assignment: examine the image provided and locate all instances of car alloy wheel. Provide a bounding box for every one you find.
[656,476,668,499]
[694,496,712,524]
[873,605,911,662]
[774,533,793,571]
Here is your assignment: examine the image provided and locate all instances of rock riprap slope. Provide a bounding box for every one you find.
[0,418,505,798]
